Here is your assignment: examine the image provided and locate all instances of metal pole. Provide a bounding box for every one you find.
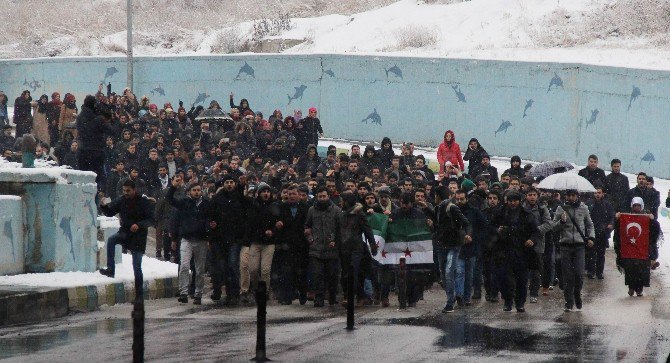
[346,263,355,330]
[398,257,407,309]
[126,0,133,91]
[132,301,145,363]
[252,281,271,361]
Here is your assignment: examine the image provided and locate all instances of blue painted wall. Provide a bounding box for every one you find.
[0,196,24,275]
[1,55,667,176]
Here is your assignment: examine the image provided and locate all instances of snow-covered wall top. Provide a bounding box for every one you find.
[1,54,668,176]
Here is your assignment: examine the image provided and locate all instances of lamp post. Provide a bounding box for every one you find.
[127,0,133,91]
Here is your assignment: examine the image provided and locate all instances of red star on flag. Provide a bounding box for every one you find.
[403,247,412,257]
[381,250,388,258]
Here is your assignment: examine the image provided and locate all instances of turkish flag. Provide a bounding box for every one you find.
[618,214,650,260]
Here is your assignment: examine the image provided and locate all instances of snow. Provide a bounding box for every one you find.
[3,0,670,70]
[0,254,177,288]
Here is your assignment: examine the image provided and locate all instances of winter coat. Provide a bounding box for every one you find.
[436,130,464,173]
[553,201,595,246]
[338,203,375,255]
[523,201,557,254]
[76,105,113,152]
[247,197,280,245]
[429,199,472,249]
[588,198,615,243]
[31,103,50,145]
[613,211,660,287]
[471,163,499,182]
[504,155,524,178]
[59,104,77,133]
[299,117,323,148]
[296,144,321,177]
[491,206,541,251]
[578,167,607,189]
[0,134,16,152]
[605,172,630,212]
[13,96,32,125]
[208,187,249,244]
[463,139,487,175]
[626,186,660,218]
[457,202,489,259]
[276,201,310,254]
[166,186,212,241]
[378,137,395,170]
[305,202,342,259]
[99,194,154,252]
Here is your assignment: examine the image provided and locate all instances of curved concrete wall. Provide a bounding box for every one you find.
[1,55,668,176]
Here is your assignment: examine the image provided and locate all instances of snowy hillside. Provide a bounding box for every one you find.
[3,0,670,70]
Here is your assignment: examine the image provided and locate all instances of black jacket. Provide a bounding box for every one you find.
[208,187,249,244]
[299,117,323,147]
[458,202,489,258]
[427,200,472,249]
[626,186,660,218]
[578,167,607,189]
[588,198,615,242]
[491,206,540,251]
[248,197,280,245]
[277,201,310,254]
[76,105,113,152]
[605,172,630,212]
[463,144,488,175]
[100,194,154,252]
[166,186,211,241]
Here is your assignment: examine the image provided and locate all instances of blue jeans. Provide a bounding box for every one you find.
[437,247,462,307]
[461,256,476,302]
[210,242,241,298]
[106,232,143,299]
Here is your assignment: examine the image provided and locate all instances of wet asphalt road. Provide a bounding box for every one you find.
[1,250,669,362]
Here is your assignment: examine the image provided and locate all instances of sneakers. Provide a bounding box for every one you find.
[155,250,162,259]
[529,297,538,303]
[178,294,188,304]
[225,296,240,307]
[635,287,644,297]
[193,297,202,305]
[586,273,595,280]
[596,274,604,280]
[651,260,660,270]
[628,288,635,297]
[564,303,573,312]
[381,298,390,308]
[314,299,325,308]
[240,292,251,304]
[516,307,525,313]
[98,268,115,278]
[575,296,582,310]
[471,292,482,300]
[464,301,472,306]
[489,296,499,303]
[503,305,513,312]
[210,291,222,301]
[455,296,464,307]
[442,304,455,313]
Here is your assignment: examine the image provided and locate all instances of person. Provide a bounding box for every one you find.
[553,189,595,312]
[482,190,503,302]
[77,95,114,196]
[166,175,212,305]
[59,93,78,139]
[626,172,660,219]
[436,130,464,175]
[613,197,660,297]
[463,138,487,175]
[522,188,555,302]
[31,94,51,145]
[304,186,341,307]
[471,154,499,182]
[578,154,606,190]
[605,158,629,212]
[298,107,323,151]
[209,174,249,305]
[0,125,16,152]
[428,185,471,313]
[275,184,310,305]
[587,185,615,280]
[98,179,154,301]
[492,191,540,312]
[0,91,8,127]
[454,189,488,305]
[13,90,33,137]
[504,155,524,178]
[247,182,279,297]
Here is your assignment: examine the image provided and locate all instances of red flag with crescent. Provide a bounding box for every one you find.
[619,213,650,260]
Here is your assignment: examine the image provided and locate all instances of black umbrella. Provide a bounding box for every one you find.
[194,108,230,121]
[529,160,574,177]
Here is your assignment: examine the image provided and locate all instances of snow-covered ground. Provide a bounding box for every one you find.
[4,0,670,71]
[0,254,177,288]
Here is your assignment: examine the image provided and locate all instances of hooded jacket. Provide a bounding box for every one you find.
[523,200,557,253]
[296,144,321,177]
[436,130,465,173]
[360,144,381,172]
[504,155,525,178]
[378,137,395,170]
[305,200,342,259]
[339,202,375,255]
[463,138,488,175]
[248,192,280,245]
[76,100,114,152]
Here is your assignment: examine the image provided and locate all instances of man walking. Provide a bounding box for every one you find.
[587,185,615,280]
[99,179,154,302]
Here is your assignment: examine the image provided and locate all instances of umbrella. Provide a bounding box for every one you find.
[537,172,596,193]
[529,160,574,177]
[194,108,231,121]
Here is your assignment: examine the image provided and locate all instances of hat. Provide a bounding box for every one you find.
[256,182,272,194]
[507,191,522,201]
[279,160,289,166]
[631,197,644,209]
[221,174,237,183]
[461,179,476,192]
[308,107,317,113]
[298,184,310,194]
[378,186,391,196]
[149,104,157,110]
[565,189,579,196]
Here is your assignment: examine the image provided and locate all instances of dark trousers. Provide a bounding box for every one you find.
[379,266,395,300]
[405,270,426,304]
[528,252,544,297]
[78,150,106,193]
[309,257,339,302]
[340,251,364,300]
[495,249,529,308]
[482,250,499,298]
[276,251,308,302]
[586,237,607,275]
[210,242,241,298]
[542,239,555,288]
[106,232,143,300]
[560,245,585,308]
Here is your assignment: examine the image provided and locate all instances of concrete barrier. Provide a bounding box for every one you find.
[0,196,24,275]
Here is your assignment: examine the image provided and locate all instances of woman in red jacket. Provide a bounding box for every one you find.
[437,130,465,175]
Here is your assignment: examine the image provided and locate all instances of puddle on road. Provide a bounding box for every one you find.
[388,315,607,358]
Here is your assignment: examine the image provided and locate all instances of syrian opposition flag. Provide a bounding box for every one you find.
[618,213,650,260]
[367,213,434,265]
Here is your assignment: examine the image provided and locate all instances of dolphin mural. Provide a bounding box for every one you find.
[361,108,382,125]
[236,62,255,79]
[494,120,512,136]
[287,85,307,105]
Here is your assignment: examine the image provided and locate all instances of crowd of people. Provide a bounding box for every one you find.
[0,85,662,312]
